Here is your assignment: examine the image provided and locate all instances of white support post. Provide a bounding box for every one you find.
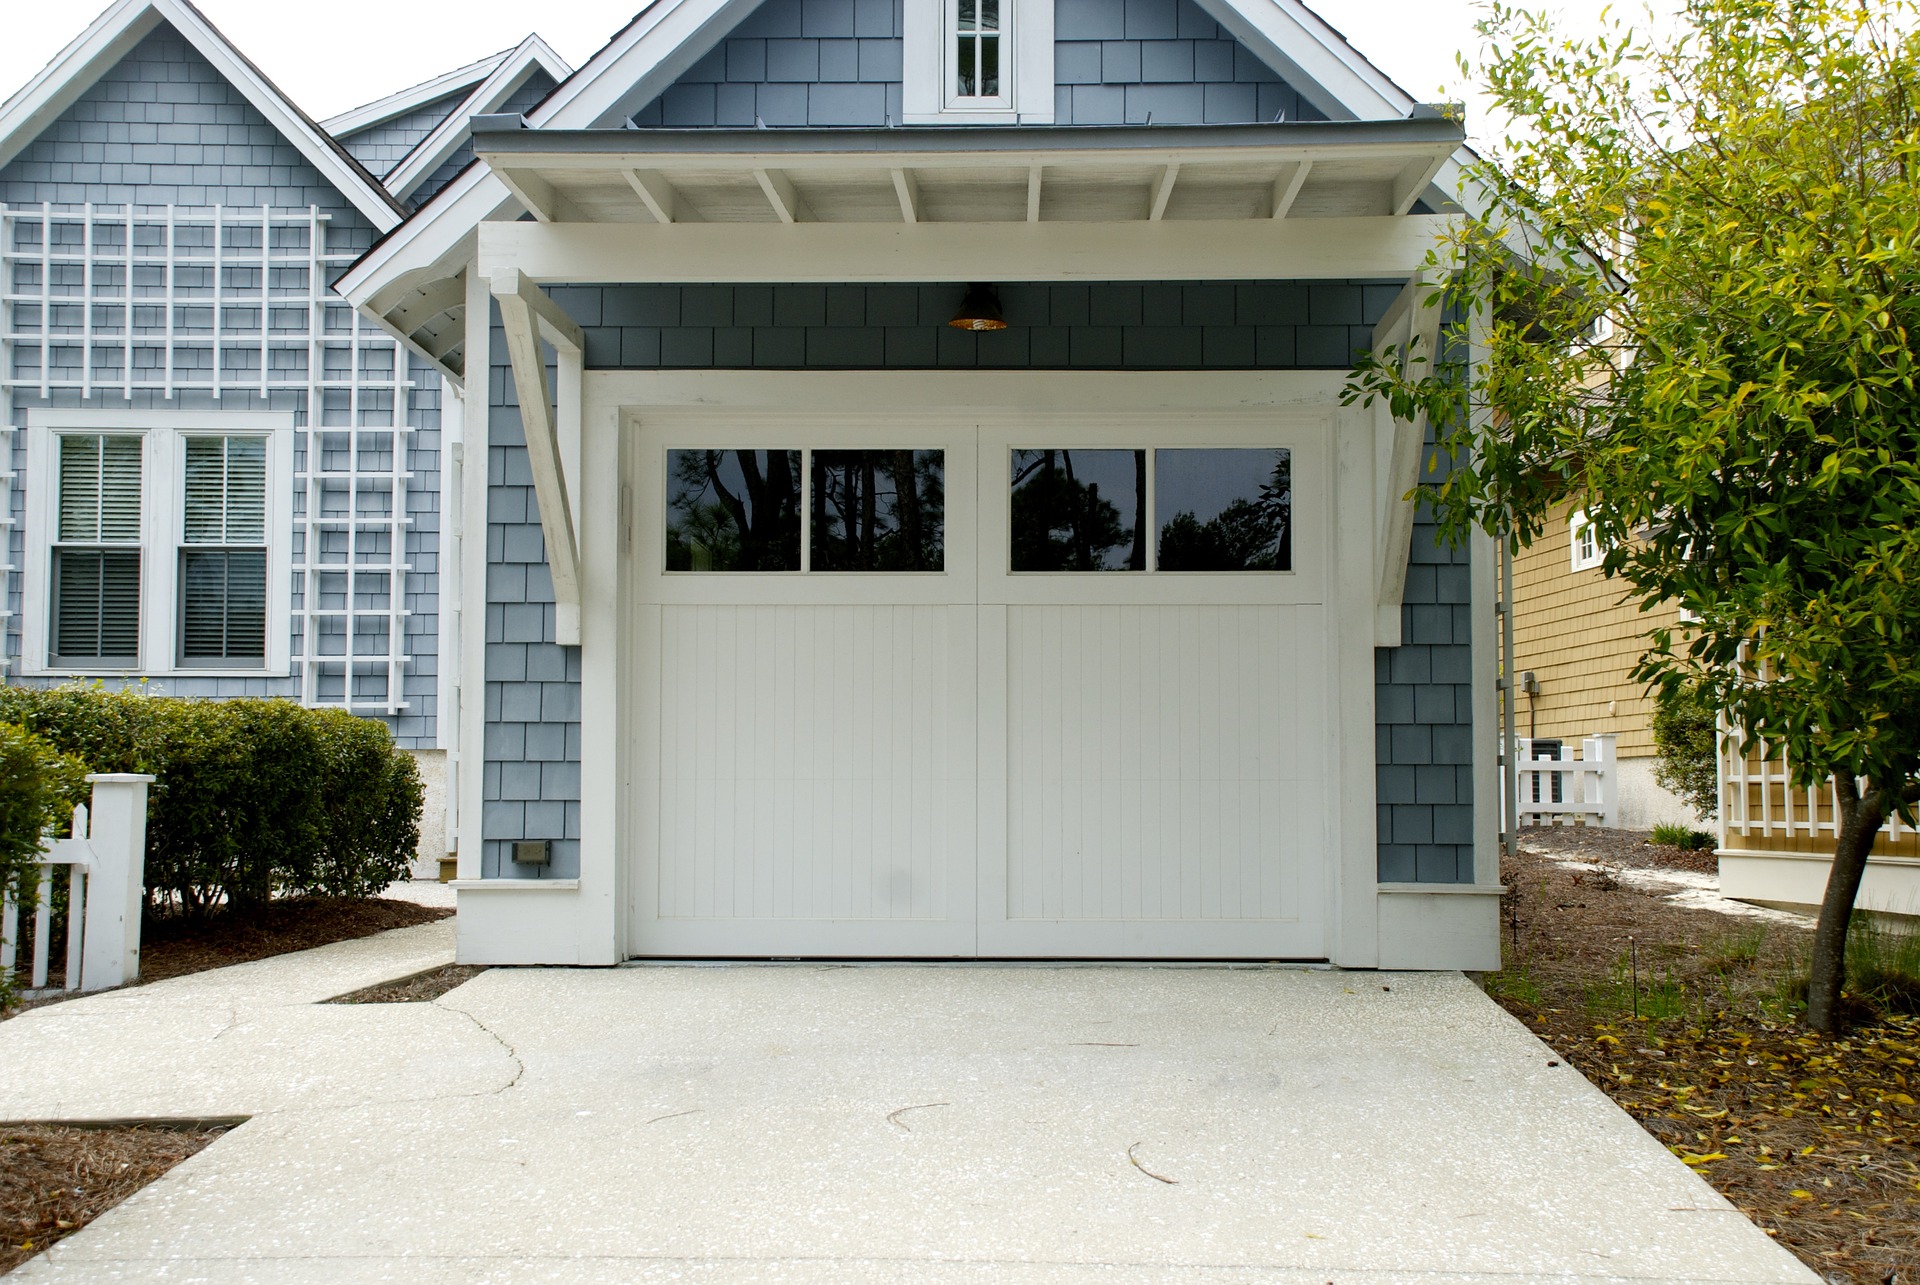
[79,773,155,992]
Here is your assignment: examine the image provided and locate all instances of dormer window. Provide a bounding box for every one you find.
[905,0,1054,124]
[955,0,1006,103]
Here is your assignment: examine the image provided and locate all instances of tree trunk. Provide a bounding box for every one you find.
[1804,778,1889,1034]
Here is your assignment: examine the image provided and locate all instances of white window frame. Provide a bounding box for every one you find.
[903,0,1055,125]
[22,409,294,678]
[1569,509,1603,572]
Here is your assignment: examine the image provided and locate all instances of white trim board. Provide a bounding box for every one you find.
[322,51,511,138]
[476,215,1457,284]
[0,0,404,231]
[384,36,573,202]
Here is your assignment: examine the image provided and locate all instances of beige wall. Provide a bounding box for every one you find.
[1511,498,1684,759]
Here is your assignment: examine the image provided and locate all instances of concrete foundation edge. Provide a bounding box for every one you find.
[455,883,587,965]
[1376,886,1503,971]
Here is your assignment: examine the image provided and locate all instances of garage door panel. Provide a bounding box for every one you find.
[1001,604,1326,939]
[656,603,975,929]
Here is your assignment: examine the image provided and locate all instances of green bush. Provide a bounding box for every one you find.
[0,723,88,1009]
[1650,822,1717,851]
[1651,680,1720,821]
[0,685,421,916]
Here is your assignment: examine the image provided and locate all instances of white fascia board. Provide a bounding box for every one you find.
[0,0,405,231]
[478,214,1459,284]
[385,36,574,201]
[338,166,515,312]
[528,0,771,129]
[321,51,510,138]
[1187,0,1414,123]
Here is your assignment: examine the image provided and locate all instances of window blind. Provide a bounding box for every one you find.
[51,435,143,663]
[179,435,268,664]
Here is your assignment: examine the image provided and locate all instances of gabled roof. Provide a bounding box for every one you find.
[383,35,572,203]
[338,0,1475,373]
[321,49,512,141]
[0,0,406,230]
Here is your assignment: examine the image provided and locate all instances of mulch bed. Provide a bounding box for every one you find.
[1517,822,1720,875]
[1488,829,1919,1284]
[5,896,452,1017]
[0,1123,228,1275]
[325,962,487,1005]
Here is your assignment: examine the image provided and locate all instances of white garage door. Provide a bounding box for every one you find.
[628,411,1332,959]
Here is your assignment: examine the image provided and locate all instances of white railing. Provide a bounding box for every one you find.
[1512,734,1618,828]
[1718,729,1916,850]
[1,774,154,996]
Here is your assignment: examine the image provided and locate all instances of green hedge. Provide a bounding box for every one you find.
[0,722,88,901]
[0,685,422,916]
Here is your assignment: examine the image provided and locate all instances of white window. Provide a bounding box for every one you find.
[1569,510,1603,571]
[903,0,1054,124]
[23,410,293,676]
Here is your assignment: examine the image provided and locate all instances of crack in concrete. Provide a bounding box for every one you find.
[433,1000,525,1096]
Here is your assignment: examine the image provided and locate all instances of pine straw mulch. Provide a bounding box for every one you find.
[0,1122,229,1275]
[1485,832,1920,1284]
[5,896,452,1017]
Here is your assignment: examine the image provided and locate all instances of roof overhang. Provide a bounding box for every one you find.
[341,117,1463,381]
[382,36,572,203]
[470,116,1463,226]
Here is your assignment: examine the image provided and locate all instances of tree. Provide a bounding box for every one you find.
[1347,0,1920,1031]
[1651,680,1721,821]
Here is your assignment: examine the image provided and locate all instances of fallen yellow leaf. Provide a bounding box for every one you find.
[1792,1190,1813,1199]
[1679,1152,1727,1166]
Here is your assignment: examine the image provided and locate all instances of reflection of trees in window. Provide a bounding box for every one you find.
[1156,449,1291,572]
[1009,449,1146,571]
[811,450,945,571]
[666,449,801,571]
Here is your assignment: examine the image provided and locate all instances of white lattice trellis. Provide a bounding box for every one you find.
[1719,727,1914,847]
[1,203,415,713]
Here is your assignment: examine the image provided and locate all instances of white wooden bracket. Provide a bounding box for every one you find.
[489,267,587,645]
[1372,270,1446,647]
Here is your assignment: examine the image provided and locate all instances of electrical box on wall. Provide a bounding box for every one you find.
[511,839,551,866]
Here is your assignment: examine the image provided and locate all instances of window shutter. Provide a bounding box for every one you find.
[52,435,142,663]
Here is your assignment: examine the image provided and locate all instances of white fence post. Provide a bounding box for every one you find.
[79,773,155,992]
[1583,733,1618,827]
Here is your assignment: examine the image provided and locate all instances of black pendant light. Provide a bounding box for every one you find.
[948,282,1008,330]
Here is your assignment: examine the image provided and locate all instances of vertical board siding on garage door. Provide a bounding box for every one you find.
[1005,603,1323,922]
[487,282,1475,885]
[657,602,972,921]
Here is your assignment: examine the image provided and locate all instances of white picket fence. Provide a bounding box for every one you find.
[1,774,154,996]
[1512,734,1618,828]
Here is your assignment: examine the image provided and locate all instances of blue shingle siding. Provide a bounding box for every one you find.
[629,0,1318,127]
[410,71,559,208]
[0,24,377,226]
[483,281,1474,883]
[0,21,441,749]
[1053,0,1321,124]
[334,89,471,177]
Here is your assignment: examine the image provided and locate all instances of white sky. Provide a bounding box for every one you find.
[0,0,1636,142]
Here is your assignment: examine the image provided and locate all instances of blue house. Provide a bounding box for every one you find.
[0,0,567,868]
[6,0,1500,968]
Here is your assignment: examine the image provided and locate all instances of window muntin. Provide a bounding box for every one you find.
[178,436,268,665]
[51,434,143,665]
[1010,449,1146,571]
[666,449,803,572]
[665,448,946,573]
[1006,447,1291,573]
[954,0,1002,99]
[811,450,945,572]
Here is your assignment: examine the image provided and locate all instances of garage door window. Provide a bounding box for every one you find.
[1010,447,1291,572]
[666,447,945,572]
[666,449,803,571]
[811,450,945,571]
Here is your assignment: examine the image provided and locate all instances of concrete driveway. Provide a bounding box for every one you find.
[0,932,1815,1282]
